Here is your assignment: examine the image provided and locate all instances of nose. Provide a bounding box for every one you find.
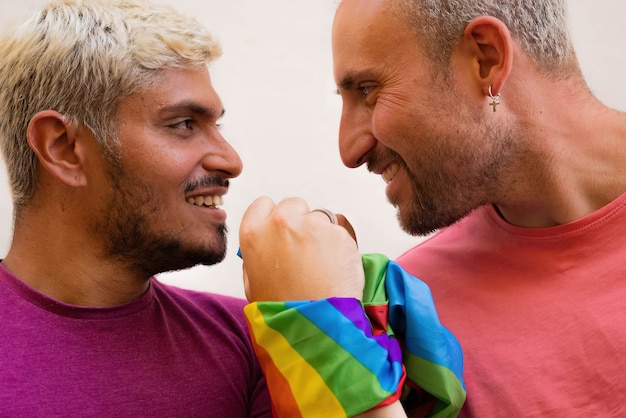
[338,103,377,168]
[202,129,243,179]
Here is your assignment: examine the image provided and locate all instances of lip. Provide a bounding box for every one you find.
[186,194,224,208]
[381,164,399,184]
[378,163,406,205]
[184,188,229,222]
[185,186,228,203]
[370,162,399,184]
[187,200,228,224]
[369,162,387,176]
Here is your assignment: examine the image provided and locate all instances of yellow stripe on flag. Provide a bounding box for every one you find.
[245,303,347,417]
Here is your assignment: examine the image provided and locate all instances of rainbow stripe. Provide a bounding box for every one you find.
[244,253,465,417]
[363,254,466,416]
[245,297,405,417]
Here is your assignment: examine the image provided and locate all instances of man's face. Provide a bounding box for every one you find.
[333,0,517,235]
[92,66,242,276]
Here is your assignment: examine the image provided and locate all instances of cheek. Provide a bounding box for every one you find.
[123,133,192,172]
[371,101,421,155]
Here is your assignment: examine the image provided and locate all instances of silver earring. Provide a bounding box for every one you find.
[488,86,501,112]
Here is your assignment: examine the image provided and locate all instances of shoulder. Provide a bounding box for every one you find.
[149,281,272,416]
[399,208,488,254]
[396,207,495,277]
[150,279,250,333]
[152,278,246,307]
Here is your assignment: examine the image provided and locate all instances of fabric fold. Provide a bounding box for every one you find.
[244,253,465,417]
[362,253,466,417]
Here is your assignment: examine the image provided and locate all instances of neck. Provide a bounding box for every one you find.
[3,210,150,307]
[494,78,626,227]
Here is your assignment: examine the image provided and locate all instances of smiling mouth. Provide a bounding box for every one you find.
[186,195,223,208]
[381,164,399,184]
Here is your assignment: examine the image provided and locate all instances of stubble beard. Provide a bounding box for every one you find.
[94,159,228,277]
[391,124,518,236]
[396,164,478,236]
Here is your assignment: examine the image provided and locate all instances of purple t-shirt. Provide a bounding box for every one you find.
[0,264,272,417]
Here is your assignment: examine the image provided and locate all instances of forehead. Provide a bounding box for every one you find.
[332,0,422,85]
[119,66,223,119]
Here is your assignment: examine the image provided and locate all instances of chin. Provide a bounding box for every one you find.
[130,238,228,276]
[396,205,440,237]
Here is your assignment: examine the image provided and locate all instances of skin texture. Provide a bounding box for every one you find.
[332,0,626,234]
[95,67,240,276]
[240,196,364,302]
[3,66,242,306]
[332,0,516,235]
[239,196,407,418]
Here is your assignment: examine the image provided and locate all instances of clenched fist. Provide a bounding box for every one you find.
[239,196,364,302]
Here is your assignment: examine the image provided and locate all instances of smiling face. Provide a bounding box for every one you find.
[91,66,242,276]
[333,0,519,235]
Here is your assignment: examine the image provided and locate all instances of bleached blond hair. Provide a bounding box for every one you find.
[0,0,222,212]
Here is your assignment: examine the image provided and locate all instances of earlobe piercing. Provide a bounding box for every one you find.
[488,86,501,112]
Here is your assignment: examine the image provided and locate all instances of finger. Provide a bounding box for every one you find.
[309,208,337,225]
[273,196,311,218]
[240,196,275,239]
[242,264,252,301]
[336,213,358,246]
[242,196,276,224]
[239,196,276,259]
[241,196,276,228]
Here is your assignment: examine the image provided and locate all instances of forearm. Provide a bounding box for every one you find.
[355,401,407,418]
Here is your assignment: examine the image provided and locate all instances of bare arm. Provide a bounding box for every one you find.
[356,401,408,418]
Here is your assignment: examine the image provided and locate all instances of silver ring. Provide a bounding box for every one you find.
[311,208,337,224]
[488,85,500,100]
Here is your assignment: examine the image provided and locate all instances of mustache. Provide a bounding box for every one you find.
[184,176,230,193]
[366,148,407,172]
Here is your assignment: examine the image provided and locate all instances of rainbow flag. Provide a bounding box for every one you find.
[244,253,465,417]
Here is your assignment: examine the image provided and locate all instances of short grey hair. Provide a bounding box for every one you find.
[391,0,577,77]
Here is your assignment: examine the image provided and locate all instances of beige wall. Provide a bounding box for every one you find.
[0,1,625,297]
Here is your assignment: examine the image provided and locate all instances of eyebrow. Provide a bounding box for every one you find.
[337,73,357,92]
[336,68,376,92]
[159,101,226,119]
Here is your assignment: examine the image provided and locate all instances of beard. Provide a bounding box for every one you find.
[92,158,228,277]
[373,123,519,236]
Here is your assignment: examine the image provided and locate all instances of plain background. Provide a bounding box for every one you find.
[0,0,625,298]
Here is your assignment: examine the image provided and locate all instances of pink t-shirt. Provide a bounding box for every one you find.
[0,266,272,417]
[397,194,626,417]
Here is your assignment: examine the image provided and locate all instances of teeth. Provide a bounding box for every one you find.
[186,195,223,208]
[381,164,399,184]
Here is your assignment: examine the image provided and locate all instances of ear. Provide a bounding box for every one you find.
[459,16,513,96]
[27,110,88,187]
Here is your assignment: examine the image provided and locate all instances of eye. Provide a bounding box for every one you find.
[359,85,375,96]
[170,119,194,130]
